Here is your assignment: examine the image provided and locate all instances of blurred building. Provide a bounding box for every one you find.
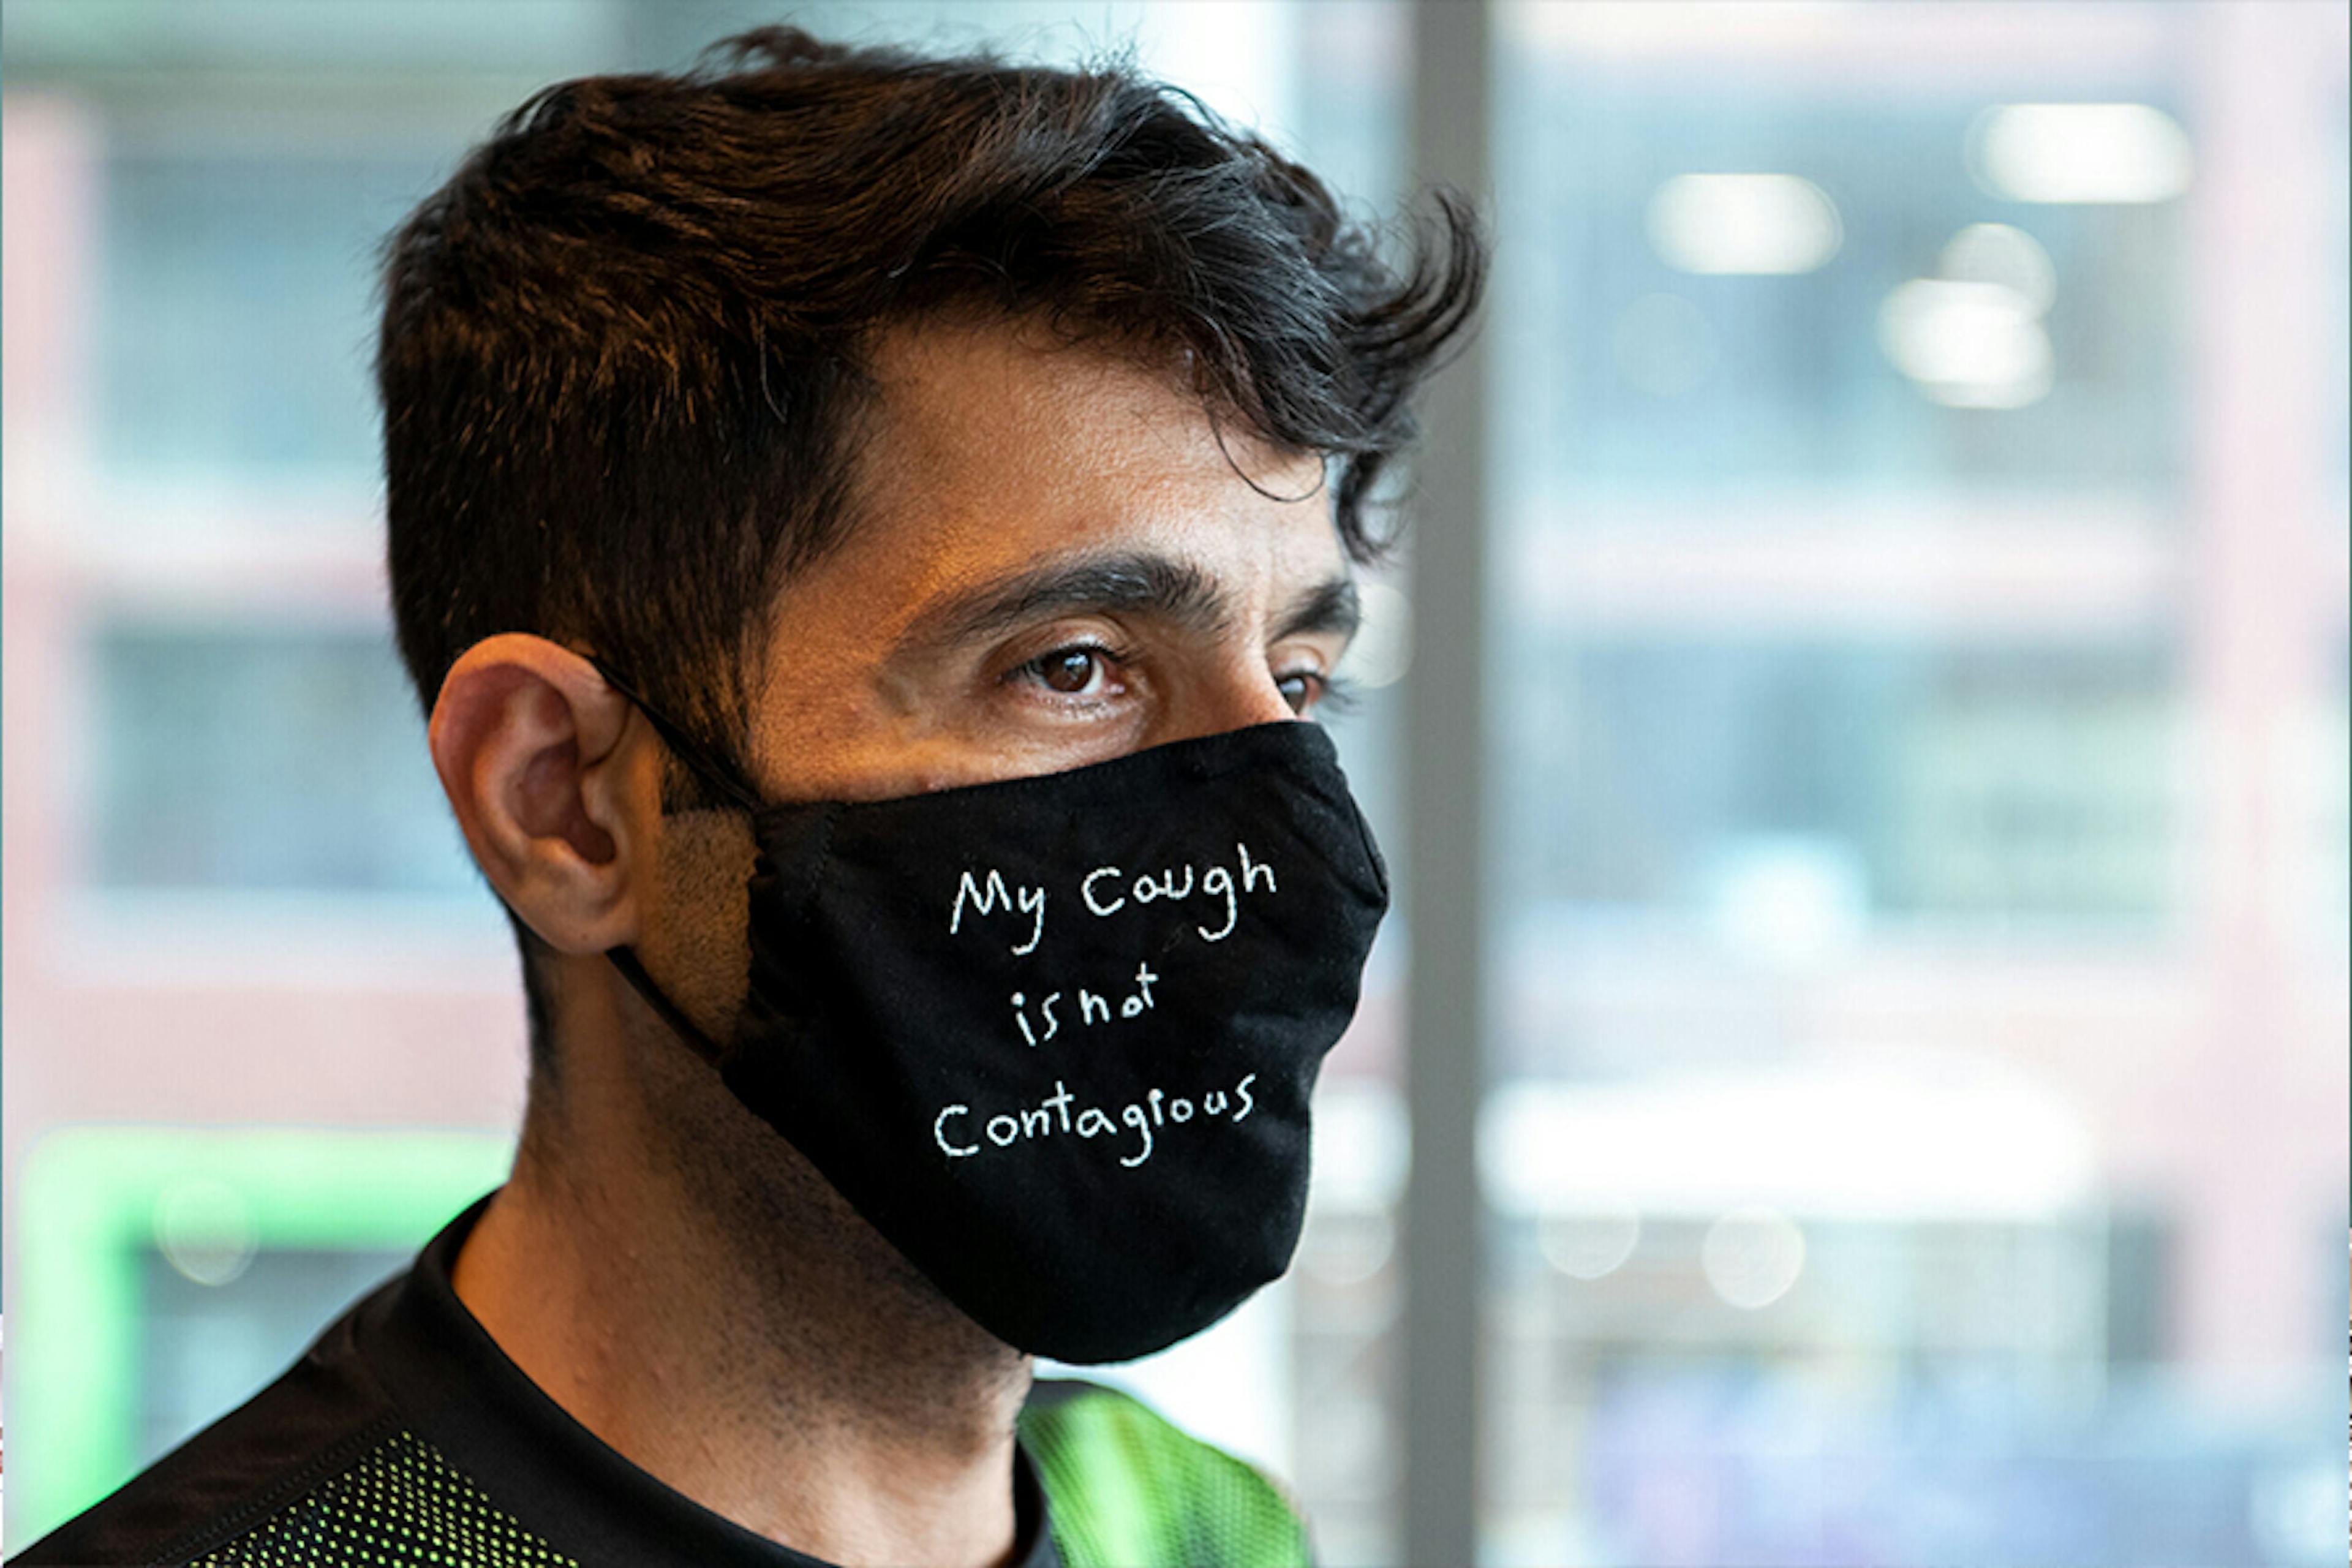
[3,2,2346,1565]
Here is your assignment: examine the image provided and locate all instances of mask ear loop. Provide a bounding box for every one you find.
[583,653,760,1068]
[583,655,766,815]
[605,946,733,1068]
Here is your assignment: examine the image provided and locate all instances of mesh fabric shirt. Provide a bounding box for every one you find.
[15,1196,1310,1568]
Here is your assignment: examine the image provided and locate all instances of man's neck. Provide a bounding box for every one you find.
[450,1007,1034,1568]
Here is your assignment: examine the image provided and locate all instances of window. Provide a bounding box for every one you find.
[89,624,473,896]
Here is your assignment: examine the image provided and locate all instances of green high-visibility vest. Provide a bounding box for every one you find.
[1020,1382,1313,1568]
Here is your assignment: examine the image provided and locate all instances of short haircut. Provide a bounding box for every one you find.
[375,25,1484,1066]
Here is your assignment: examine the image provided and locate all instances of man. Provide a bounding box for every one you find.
[20,26,1480,1568]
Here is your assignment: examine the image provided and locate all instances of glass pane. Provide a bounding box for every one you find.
[1504,638,2179,933]
[1494,48,2187,516]
[99,152,448,485]
[141,1245,410,1468]
[89,624,478,895]
[1487,4,2349,1566]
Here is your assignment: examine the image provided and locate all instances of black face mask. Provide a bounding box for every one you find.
[597,665,1389,1364]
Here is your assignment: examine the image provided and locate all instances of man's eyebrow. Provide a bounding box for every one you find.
[898,551,1234,653]
[1272,576,1362,645]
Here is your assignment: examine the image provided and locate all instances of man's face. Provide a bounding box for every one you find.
[631,313,1359,1037]
[734,315,1359,804]
[614,315,1363,1317]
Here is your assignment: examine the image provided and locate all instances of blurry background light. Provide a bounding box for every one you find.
[1969,102,2194,205]
[1699,1207,1806,1310]
[2245,1458,2350,1565]
[1310,1076,1412,1216]
[1877,279,2055,409]
[1537,1210,1642,1280]
[1299,1212,1397,1287]
[1481,1059,2099,1223]
[1645,173,1843,275]
[1702,834,1869,970]
[153,1178,258,1289]
[1341,579,1415,692]
[1936,222,2058,315]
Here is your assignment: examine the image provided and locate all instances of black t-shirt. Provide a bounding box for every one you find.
[16,1196,1063,1568]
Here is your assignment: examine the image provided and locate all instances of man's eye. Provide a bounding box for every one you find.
[1016,645,1120,697]
[1276,670,1325,715]
[1277,668,1358,718]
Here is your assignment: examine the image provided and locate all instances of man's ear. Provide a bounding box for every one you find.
[428,635,655,955]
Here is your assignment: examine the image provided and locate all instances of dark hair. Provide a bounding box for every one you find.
[377,25,1483,1066]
